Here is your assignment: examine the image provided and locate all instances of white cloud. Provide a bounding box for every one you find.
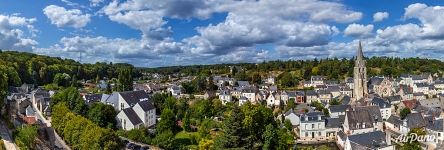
[0,14,37,51]
[90,0,104,7]
[344,24,374,38]
[404,3,444,38]
[373,12,389,22]
[43,5,91,28]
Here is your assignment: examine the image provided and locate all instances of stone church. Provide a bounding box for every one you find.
[353,41,368,101]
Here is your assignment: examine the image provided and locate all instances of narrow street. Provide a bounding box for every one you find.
[0,121,18,150]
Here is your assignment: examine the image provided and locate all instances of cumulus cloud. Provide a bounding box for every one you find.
[344,24,374,38]
[180,0,358,56]
[373,12,389,22]
[404,3,444,38]
[43,5,91,28]
[0,14,37,51]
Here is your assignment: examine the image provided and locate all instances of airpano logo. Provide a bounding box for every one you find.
[395,133,435,143]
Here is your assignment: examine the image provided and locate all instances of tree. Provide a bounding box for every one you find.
[214,105,245,149]
[0,67,8,111]
[53,73,71,87]
[278,72,296,88]
[400,128,425,150]
[51,87,88,115]
[251,72,262,84]
[198,139,214,150]
[153,130,175,150]
[182,111,192,132]
[87,103,117,129]
[284,119,293,131]
[329,99,341,105]
[262,124,278,149]
[285,98,296,112]
[400,108,411,120]
[15,125,38,149]
[277,128,293,150]
[156,108,177,133]
[117,67,133,91]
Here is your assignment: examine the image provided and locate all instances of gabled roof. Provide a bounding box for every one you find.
[401,100,417,110]
[346,109,374,130]
[371,97,391,109]
[119,90,150,106]
[426,118,443,132]
[385,95,401,103]
[369,77,384,85]
[356,106,383,122]
[387,115,402,126]
[136,100,155,111]
[122,108,143,125]
[300,112,324,122]
[326,117,343,128]
[348,131,388,150]
[305,90,317,96]
[328,105,351,113]
[404,113,427,128]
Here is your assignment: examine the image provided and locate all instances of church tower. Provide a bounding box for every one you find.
[353,41,367,101]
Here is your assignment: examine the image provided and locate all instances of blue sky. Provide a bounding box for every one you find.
[0,0,444,67]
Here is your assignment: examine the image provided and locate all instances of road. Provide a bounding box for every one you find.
[32,103,70,150]
[0,121,18,150]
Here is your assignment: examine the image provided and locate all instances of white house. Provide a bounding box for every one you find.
[370,97,392,120]
[328,105,351,118]
[117,90,150,111]
[116,108,143,130]
[218,90,232,105]
[169,85,181,96]
[284,109,300,132]
[299,112,326,141]
[132,100,156,128]
[266,93,281,107]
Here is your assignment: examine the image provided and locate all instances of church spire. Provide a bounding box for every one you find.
[357,40,363,61]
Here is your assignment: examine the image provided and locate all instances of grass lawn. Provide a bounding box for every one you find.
[174,131,200,147]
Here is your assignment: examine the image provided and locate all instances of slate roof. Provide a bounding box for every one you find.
[305,90,318,96]
[120,90,150,106]
[404,113,427,128]
[326,117,343,128]
[237,81,250,87]
[300,112,325,122]
[369,77,384,85]
[137,100,155,111]
[415,83,428,88]
[426,118,444,132]
[328,105,351,113]
[371,97,391,109]
[123,108,143,125]
[356,106,383,122]
[348,131,388,150]
[346,109,374,130]
[385,95,401,103]
[327,85,340,92]
[386,115,402,126]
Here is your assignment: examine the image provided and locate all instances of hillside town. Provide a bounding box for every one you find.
[4,42,444,150]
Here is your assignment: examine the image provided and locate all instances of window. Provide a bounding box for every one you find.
[123,119,126,130]
[312,124,315,129]
[120,103,124,110]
